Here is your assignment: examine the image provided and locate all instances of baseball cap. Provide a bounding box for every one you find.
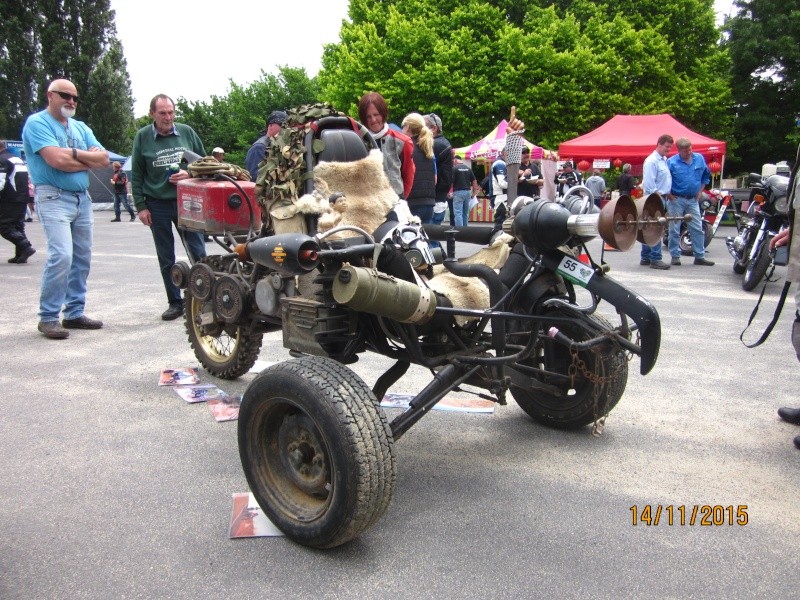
[268,110,288,126]
[212,147,224,154]
[563,161,573,168]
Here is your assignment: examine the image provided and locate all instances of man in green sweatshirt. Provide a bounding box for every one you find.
[131,94,207,321]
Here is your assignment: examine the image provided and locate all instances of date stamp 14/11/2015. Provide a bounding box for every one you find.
[630,505,749,527]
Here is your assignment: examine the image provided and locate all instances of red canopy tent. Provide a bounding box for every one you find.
[557,114,726,164]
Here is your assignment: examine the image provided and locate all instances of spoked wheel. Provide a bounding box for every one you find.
[742,240,771,291]
[238,356,396,548]
[184,258,262,379]
[509,308,628,429]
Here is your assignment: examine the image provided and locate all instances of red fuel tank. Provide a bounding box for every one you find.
[177,179,261,235]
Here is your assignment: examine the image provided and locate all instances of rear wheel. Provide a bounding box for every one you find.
[184,257,262,379]
[679,221,713,256]
[742,240,771,291]
[510,308,628,429]
[238,356,395,548]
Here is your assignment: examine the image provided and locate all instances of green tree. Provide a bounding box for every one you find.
[84,39,135,153]
[0,2,41,138]
[175,67,320,166]
[0,0,134,152]
[319,0,731,154]
[724,0,800,171]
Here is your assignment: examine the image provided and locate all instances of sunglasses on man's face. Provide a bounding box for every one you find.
[52,90,79,103]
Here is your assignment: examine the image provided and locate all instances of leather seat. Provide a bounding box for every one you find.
[317,129,369,163]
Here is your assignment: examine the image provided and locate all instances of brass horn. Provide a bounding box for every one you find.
[635,192,667,245]
[597,194,638,251]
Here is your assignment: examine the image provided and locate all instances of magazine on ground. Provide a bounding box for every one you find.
[173,385,227,404]
[208,393,242,422]
[158,367,200,386]
[381,393,495,413]
[229,492,284,538]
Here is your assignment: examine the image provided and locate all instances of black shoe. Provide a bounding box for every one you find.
[110,217,121,222]
[161,303,184,321]
[130,214,136,221]
[671,256,681,266]
[640,259,651,266]
[8,256,19,263]
[694,257,715,266]
[38,321,69,339]
[15,246,35,264]
[794,435,800,450]
[778,407,800,425]
[62,315,103,329]
[25,218,33,222]
[650,260,670,270]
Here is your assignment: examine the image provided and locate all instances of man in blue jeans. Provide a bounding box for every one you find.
[640,134,673,270]
[131,94,207,321]
[666,137,714,266]
[22,78,110,339]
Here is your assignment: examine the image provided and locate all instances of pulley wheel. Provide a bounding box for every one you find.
[188,263,216,302]
[170,261,191,289]
[213,275,249,322]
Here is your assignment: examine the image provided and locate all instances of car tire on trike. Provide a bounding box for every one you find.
[238,355,396,548]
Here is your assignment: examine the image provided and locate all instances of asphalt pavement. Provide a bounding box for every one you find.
[1,213,798,599]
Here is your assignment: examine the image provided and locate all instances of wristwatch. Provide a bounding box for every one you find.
[72,148,78,160]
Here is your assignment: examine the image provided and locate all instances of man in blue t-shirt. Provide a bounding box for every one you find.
[22,78,109,339]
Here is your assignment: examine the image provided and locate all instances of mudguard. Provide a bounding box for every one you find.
[539,250,661,375]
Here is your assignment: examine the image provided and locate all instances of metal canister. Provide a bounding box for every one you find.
[332,265,436,324]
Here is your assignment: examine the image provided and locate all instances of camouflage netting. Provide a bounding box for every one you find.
[255,103,344,205]
[253,103,378,234]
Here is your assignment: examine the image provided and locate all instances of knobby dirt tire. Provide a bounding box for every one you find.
[742,240,771,291]
[511,311,628,429]
[238,356,396,548]
[184,257,262,379]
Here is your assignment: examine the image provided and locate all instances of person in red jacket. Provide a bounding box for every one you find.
[358,92,415,200]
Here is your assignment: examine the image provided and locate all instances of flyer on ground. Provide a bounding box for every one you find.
[173,384,224,404]
[158,367,200,386]
[228,492,284,539]
[208,393,242,422]
[381,393,495,413]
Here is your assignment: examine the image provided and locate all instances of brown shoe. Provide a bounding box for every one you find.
[62,315,103,329]
[38,321,69,339]
[650,260,671,270]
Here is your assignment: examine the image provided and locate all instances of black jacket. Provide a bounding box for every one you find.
[406,142,436,207]
[432,134,453,198]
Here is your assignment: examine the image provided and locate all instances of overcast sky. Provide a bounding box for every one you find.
[110,0,737,117]
[109,0,351,116]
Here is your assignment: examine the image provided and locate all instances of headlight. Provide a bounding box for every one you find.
[774,194,789,214]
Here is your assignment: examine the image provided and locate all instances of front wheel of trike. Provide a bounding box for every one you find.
[238,356,396,548]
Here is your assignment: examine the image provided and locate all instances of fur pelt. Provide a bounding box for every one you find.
[298,150,401,237]
[427,234,514,325]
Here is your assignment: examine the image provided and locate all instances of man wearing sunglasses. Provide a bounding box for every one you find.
[22,78,109,340]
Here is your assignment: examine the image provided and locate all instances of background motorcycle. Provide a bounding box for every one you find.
[726,172,790,291]
[661,189,722,255]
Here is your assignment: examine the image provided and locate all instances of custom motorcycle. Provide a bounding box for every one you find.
[173,111,667,548]
[726,172,790,291]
